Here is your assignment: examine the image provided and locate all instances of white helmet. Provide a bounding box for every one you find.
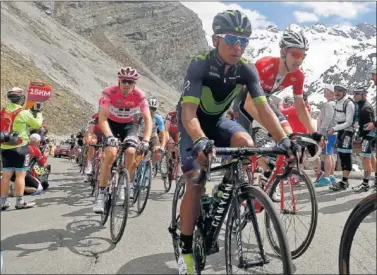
[279,24,309,51]
[30,133,41,143]
[148,98,160,108]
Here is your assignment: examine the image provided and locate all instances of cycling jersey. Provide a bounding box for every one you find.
[232,56,305,130]
[166,111,178,139]
[279,103,311,133]
[137,113,165,138]
[355,100,375,138]
[99,85,149,124]
[88,118,103,136]
[178,49,267,172]
[256,56,304,96]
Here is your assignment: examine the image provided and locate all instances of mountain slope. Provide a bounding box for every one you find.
[36,1,209,90]
[1,1,179,115]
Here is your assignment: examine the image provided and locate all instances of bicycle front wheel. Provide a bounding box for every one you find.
[339,193,377,275]
[110,169,130,244]
[266,168,317,259]
[225,185,293,275]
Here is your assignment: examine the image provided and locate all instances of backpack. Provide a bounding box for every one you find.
[0,107,23,144]
[335,98,357,124]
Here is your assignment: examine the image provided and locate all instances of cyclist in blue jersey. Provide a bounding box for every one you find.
[176,10,297,275]
[137,98,167,167]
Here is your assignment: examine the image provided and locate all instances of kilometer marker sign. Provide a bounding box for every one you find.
[26,80,53,109]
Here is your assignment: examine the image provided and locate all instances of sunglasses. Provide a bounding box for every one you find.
[217,34,249,49]
[121,79,134,85]
[288,49,306,60]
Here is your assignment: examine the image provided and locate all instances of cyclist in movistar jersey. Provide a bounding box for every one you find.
[176,10,295,275]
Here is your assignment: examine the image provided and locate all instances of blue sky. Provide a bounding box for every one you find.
[182,2,376,33]
[233,1,376,28]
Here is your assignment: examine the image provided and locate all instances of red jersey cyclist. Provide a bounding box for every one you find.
[93,67,153,214]
[233,24,315,135]
[164,105,179,159]
[83,112,105,176]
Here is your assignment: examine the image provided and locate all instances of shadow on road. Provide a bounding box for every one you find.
[117,252,177,274]
[148,190,174,202]
[1,220,115,259]
[319,197,367,215]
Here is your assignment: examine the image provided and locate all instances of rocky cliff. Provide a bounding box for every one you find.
[37,1,209,90]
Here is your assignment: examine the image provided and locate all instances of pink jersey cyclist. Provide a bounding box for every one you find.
[99,85,149,123]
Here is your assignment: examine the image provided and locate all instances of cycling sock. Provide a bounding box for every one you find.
[16,196,23,204]
[180,234,193,254]
[363,178,369,185]
[342,177,348,183]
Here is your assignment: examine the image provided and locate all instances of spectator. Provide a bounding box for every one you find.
[0,87,43,210]
[328,85,355,192]
[314,84,337,187]
[9,133,49,195]
[351,86,376,192]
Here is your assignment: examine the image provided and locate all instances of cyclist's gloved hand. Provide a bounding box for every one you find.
[278,137,296,158]
[192,137,211,169]
[137,140,149,154]
[105,136,118,147]
[192,137,209,158]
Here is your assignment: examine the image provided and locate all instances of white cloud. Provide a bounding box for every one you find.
[181,1,273,36]
[293,11,319,23]
[285,2,372,19]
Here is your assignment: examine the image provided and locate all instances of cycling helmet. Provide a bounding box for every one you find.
[279,24,309,51]
[7,87,26,103]
[30,133,41,143]
[117,67,140,81]
[212,10,252,37]
[148,98,160,109]
[334,85,348,93]
[353,86,368,94]
[323,84,334,92]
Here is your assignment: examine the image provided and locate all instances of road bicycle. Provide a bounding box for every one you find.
[169,141,295,274]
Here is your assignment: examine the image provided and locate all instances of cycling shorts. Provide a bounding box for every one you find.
[337,130,353,153]
[361,136,376,158]
[234,96,287,133]
[322,134,336,155]
[1,145,30,171]
[179,117,247,173]
[108,119,137,142]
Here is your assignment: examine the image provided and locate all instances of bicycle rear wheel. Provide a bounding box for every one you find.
[266,168,317,259]
[110,169,130,244]
[225,185,293,275]
[137,161,152,214]
[339,193,377,275]
[164,158,173,193]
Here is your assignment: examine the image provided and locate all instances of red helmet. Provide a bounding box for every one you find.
[117,67,140,81]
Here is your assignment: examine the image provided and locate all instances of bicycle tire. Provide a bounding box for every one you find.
[91,159,101,197]
[110,169,130,244]
[225,185,293,274]
[160,152,169,177]
[171,178,186,262]
[137,161,152,214]
[266,168,318,259]
[100,189,111,226]
[339,193,377,275]
[132,165,142,206]
[164,158,174,193]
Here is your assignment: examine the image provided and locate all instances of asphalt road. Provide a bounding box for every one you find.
[1,158,376,274]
